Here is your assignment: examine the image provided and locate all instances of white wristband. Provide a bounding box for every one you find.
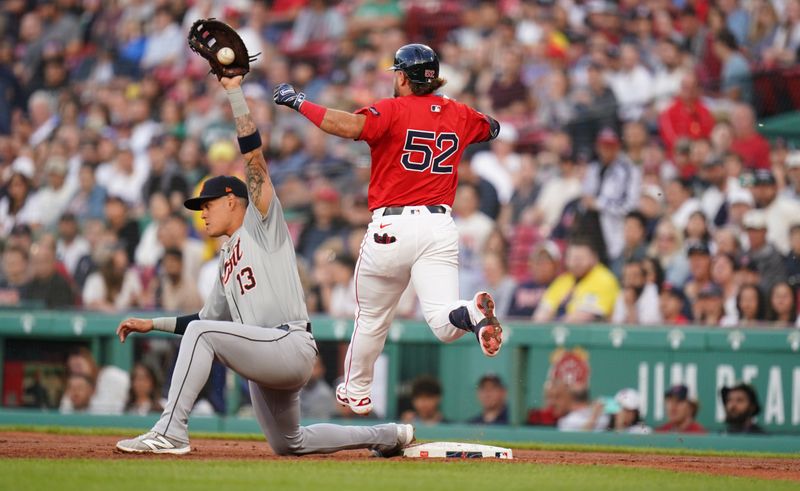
[152,317,176,333]
[226,87,250,118]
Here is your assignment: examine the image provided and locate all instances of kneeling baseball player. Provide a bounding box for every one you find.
[114,20,412,456]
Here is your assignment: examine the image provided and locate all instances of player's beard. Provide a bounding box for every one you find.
[393,78,399,98]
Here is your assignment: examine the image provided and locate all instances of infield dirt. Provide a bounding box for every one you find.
[0,431,797,482]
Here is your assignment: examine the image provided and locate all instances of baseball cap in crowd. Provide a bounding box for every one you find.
[742,210,768,230]
[728,187,754,207]
[664,384,690,401]
[721,383,761,416]
[786,151,800,169]
[614,388,641,411]
[184,175,248,210]
[752,169,777,186]
[686,241,711,256]
[641,184,664,205]
[596,127,620,145]
[10,156,35,180]
[698,283,723,299]
[478,373,506,389]
[531,240,562,262]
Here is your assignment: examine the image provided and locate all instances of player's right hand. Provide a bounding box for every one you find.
[273,83,305,110]
[116,318,154,343]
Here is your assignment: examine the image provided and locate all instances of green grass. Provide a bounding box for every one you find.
[1,425,796,460]
[0,459,795,491]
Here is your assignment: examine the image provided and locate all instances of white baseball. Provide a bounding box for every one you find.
[217,47,235,65]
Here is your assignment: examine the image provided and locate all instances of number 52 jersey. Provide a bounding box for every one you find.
[355,94,495,210]
[200,194,310,328]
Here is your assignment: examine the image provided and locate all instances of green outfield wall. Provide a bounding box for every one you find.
[0,311,798,434]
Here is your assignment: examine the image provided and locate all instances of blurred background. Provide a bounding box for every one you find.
[0,0,798,437]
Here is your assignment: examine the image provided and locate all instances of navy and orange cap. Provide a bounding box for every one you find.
[184,175,248,211]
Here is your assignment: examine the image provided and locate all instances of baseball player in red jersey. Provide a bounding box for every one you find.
[274,43,503,415]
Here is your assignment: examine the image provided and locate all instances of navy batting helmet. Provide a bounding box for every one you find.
[388,44,439,84]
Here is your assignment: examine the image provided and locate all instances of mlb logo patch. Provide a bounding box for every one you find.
[368,106,380,116]
[425,69,435,78]
[431,105,441,113]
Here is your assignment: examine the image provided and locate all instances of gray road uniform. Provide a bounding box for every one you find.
[151,194,398,454]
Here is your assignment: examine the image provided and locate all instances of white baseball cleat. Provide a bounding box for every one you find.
[468,291,503,357]
[336,383,373,415]
[371,424,415,458]
[116,431,191,455]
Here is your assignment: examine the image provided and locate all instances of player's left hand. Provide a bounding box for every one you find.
[116,318,154,343]
[220,75,243,90]
[273,83,306,110]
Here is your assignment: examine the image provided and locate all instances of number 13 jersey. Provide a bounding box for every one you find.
[200,194,310,328]
[356,94,494,210]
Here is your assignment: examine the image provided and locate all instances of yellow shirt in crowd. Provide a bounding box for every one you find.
[541,264,620,320]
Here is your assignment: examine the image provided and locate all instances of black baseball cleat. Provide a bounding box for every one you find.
[371,424,415,458]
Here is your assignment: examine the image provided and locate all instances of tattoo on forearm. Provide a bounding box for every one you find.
[234,113,268,206]
[234,113,257,137]
[245,154,265,204]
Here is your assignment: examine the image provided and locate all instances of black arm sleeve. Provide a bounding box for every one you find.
[175,313,201,336]
[485,115,500,141]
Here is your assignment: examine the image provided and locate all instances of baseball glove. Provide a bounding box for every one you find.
[187,18,257,79]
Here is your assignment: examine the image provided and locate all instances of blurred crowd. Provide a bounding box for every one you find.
[1,0,800,331]
[53,346,768,435]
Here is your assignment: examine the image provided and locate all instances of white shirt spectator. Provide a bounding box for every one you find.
[652,67,687,111]
[198,256,220,302]
[470,151,522,205]
[0,195,39,237]
[608,65,653,121]
[455,212,495,296]
[671,197,702,232]
[535,175,582,231]
[134,221,164,269]
[558,406,610,432]
[57,236,90,279]
[95,154,149,207]
[765,195,800,255]
[329,279,357,318]
[30,181,78,229]
[612,283,663,324]
[88,366,130,415]
[141,20,184,69]
[82,269,143,311]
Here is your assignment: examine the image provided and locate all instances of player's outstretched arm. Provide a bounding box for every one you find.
[273,83,366,139]
[221,76,274,216]
[116,314,200,343]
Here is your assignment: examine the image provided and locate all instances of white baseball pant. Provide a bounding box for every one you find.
[342,205,472,401]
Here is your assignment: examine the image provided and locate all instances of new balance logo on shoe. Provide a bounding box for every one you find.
[142,435,178,451]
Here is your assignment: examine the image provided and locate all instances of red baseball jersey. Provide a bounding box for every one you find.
[356,94,492,209]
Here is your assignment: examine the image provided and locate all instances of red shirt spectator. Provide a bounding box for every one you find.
[730,104,771,170]
[655,420,707,433]
[659,74,715,155]
[655,385,708,434]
